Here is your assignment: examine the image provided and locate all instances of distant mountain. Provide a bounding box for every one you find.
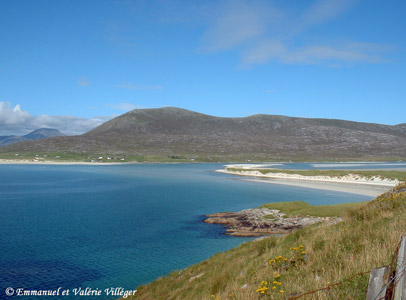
[1,107,405,160]
[0,128,65,146]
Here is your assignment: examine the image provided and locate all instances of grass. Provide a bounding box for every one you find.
[227,168,406,181]
[260,201,366,217]
[0,152,202,163]
[0,150,405,163]
[126,183,406,300]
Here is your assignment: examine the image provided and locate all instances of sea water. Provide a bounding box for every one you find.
[0,163,383,299]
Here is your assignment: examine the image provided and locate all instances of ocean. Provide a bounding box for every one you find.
[1,162,399,299]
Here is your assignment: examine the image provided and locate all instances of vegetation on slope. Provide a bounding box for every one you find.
[128,183,406,300]
[227,168,406,181]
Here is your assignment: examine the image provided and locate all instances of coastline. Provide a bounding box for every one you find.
[218,169,398,197]
[0,159,128,165]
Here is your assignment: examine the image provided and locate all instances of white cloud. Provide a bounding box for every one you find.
[114,83,163,91]
[0,101,113,136]
[243,40,387,65]
[297,0,357,32]
[199,1,272,52]
[199,0,391,66]
[0,102,31,125]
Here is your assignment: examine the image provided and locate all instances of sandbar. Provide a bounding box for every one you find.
[217,168,399,197]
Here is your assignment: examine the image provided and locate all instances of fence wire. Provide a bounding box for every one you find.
[288,236,405,300]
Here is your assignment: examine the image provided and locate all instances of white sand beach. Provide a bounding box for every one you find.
[218,165,401,197]
[0,159,127,165]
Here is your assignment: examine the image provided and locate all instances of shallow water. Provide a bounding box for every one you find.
[0,163,380,299]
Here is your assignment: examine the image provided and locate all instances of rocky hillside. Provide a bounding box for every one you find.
[1,107,405,160]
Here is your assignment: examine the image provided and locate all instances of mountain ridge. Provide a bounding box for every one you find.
[1,107,405,160]
[0,128,65,146]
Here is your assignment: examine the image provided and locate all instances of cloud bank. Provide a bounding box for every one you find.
[0,102,112,136]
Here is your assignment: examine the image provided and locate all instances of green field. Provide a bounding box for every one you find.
[1,151,405,164]
[260,201,366,217]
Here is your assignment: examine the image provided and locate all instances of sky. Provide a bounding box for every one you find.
[0,0,405,135]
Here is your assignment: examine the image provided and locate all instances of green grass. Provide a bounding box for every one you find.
[227,168,406,181]
[126,183,406,300]
[1,150,405,163]
[0,152,201,163]
[260,201,366,217]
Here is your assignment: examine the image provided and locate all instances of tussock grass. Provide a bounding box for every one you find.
[260,201,366,217]
[127,183,406,300]
[227,168,406,181]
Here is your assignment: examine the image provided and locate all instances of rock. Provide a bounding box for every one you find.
[189,273,204,282]
[204,208,341,237]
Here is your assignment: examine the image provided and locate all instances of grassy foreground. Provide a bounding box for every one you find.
[127,183,406,300]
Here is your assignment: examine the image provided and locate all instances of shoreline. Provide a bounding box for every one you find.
[218,169,398,197]
[0,159,129,166]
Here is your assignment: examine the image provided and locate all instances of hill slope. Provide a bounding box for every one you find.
[1,107,405,160]
[0,128,65,146]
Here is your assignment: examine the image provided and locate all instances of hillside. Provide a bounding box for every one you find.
[0,128,65,146]
[1,107,405,160]
[128,183,406,300]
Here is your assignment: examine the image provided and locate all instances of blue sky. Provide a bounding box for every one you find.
[0,0,405,135]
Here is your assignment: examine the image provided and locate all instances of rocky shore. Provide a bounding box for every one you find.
[204,208,341,237]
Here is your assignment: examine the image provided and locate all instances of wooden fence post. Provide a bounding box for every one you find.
[393,234,406,300]
[366,266,390,300]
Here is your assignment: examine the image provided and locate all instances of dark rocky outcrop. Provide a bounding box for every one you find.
[204,208,341,237]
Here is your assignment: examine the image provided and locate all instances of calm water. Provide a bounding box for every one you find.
[0,163,390,299]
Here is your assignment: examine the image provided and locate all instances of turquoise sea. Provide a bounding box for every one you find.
[1,162,403,299]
